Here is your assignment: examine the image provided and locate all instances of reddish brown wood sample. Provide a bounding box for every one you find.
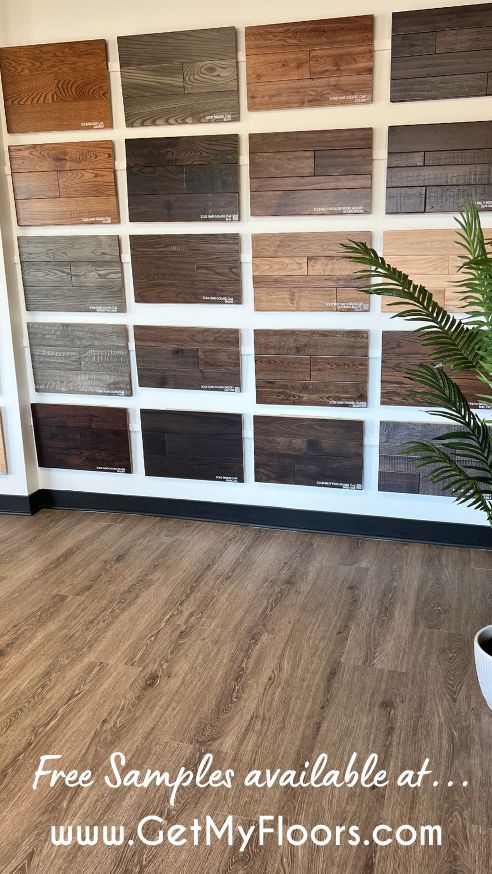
[31,403,131,473]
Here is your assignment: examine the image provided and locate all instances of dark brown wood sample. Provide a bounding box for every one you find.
[9,141,119,226]
[249,129,372,216]
[141,409,243,481]
[254,416,363,488]
[126,135,239,222]
[130,234,241,304]
[391,3,492,103]
[134,326,241,392]
[31,403,131,473]
[0,39,112,133]
[386,121,492,214]
[118,27,239,126]
[255,330,368,407]
[245,15,373,111]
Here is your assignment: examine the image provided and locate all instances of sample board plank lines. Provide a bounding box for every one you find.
[245,15,373,110]
[31,403,131,473]
[0,39,112,133]
[141,409,244,481]
[118,27,239,126]
[0,414,6,475]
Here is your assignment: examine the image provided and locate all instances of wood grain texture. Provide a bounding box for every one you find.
[31,403,131,473]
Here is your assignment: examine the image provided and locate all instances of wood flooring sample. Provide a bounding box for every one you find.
[0,39,112,133]
[254,416,363,488]
[0,415,6,475]
[27,323,132,397]
[253,232,371,311]
[126,135,239,222]
[9,141,119,226]
[134,326,241,392]
[130,234,241,304]
[118,27,239,126]
[386,121,492,213]
[255,330,368,407]
[249,129,372,216]
[31,403,131,473]
[246,15,373,111]
[141,410,244,481]
[18,235,125,313]
[391,3,492,102]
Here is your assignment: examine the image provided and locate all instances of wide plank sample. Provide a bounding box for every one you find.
[0,415,6,475]
[245,15,373,111]
[126,135,239,222]
[141,409,244,481]
[27,323,132,397]
[118,27,239,126]
[18,235,125,313]
[253,232,371,311]
[254,415,363,488]
[134,326,241,392]
[386,121,492,214]
[31,403,131,473]
[255,329,368,407]
[0,39,112,133]
[130,234,241,304]
[249,129,372,216]
[391,3,492,103]
[9,140,119,226]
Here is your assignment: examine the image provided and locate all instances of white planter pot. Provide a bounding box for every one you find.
[474,625,492,710]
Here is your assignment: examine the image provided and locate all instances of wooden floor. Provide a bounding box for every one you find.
[0,510,490,873]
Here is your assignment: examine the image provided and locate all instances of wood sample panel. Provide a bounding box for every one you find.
[386,121,492,214]
[126,135,239,222]
[0,414,6,475]
[18,235,125,313]
[255,330,368,407]
[118,27,239,126]
[27,323,131,397]
[0,39,112,133]
[391,3,492,103]
[249,129,372,216]
[9,141,119,226]
[31,403,131,473]
[141,409,244,481]
[134,326,241,392]
[254,416,363,489]
[245,15,373,111]
[252,232,371,311]
[130,234,241,304]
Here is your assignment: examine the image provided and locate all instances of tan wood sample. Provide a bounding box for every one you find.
[0,413,6,474]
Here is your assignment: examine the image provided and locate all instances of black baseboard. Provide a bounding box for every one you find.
[0,494,33,514]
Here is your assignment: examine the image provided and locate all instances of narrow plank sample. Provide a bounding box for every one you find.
[141,409,243,481]
[9,141,119,226]
[27,323,131,397]
[245,15,373,110]
[118,27,239,126]
[0,39,112,133]
[0,414,6,474]
[249,129,372,216]
[254,415,363,488]
[31,403,131,473]
[130,233,241,304]
[253,232,371,311]
[255,329,368,407]
[134,326,241,392]
[126,135,239,222]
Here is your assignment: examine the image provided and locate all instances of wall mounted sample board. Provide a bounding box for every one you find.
[0,39,112,133]
[386,121,492,213]
[126,135,239,222]
[31,404,132,473]
[255,330,368,407]
[27,323,132,396]
[141,410,244,481]
[252,232,371,311]
[0,415,6,475]
[245,15,373,111]
[9,141,119,226]
[391,3,492,103]
[118,27,239,126]
[254,416,363,488]
[18,235,125,313]
[249,129,372,216]
[130,234,241,304]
